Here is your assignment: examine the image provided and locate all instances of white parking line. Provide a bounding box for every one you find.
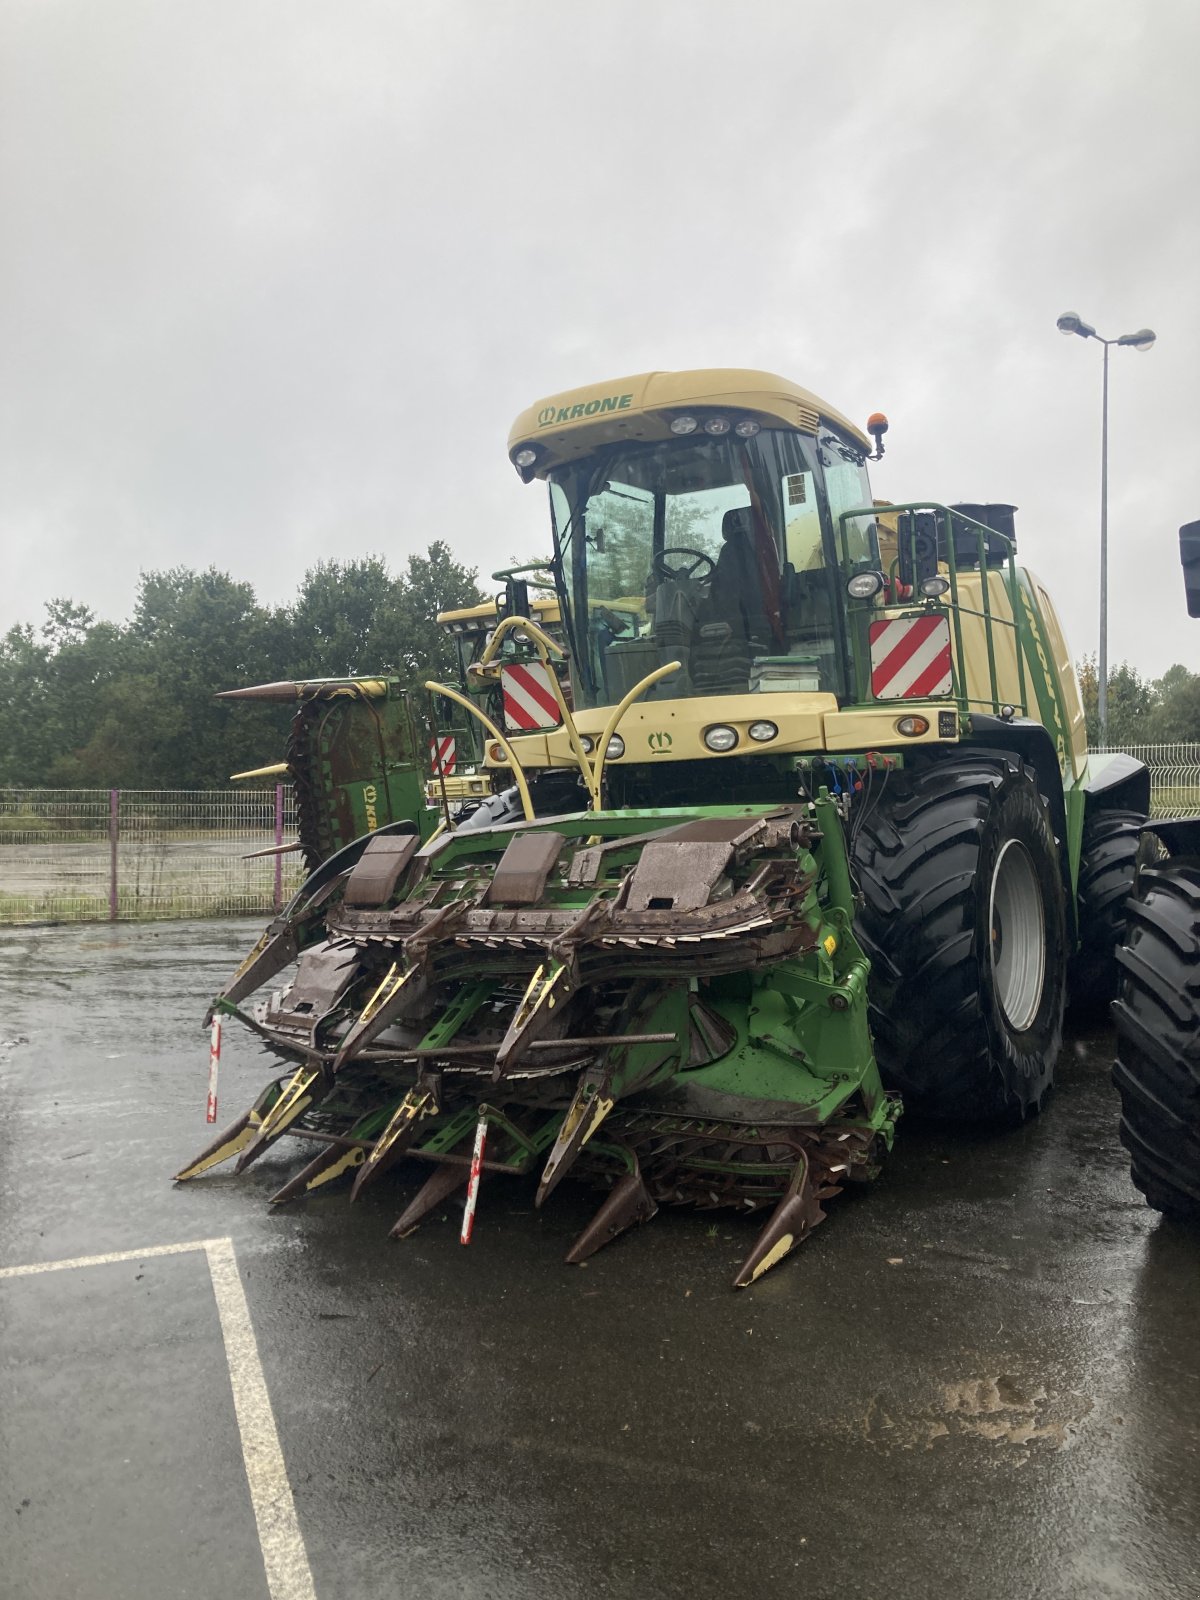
[0,1237,317,1600]
[0,1237,229,1278]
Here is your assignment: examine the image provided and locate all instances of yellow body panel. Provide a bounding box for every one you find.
[823,708,955,750]
[1029,573,1088,777]
[490,691,960,771]
[508,368,870,476]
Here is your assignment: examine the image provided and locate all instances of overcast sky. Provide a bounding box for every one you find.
[2,0,1196,678]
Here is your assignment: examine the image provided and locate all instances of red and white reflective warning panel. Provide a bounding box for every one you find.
[429,735,456,776]
[869,614,953,699]
[501,661,562,732]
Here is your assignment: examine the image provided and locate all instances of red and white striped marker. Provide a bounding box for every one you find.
[429,734,456,776]
[501,661,561,731]
[869,614,952,699]
[460,1111,489,1245]
[206,1017,222,1124]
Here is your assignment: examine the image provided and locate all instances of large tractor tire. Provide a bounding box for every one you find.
[852,752,1067,1122]
[1069,807,1144,1012]
[1112,861,1200,1219]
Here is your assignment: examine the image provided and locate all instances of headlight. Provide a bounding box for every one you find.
[919,575,951,598]
[605,735,625,759]
[670,415,699,435]
[704,416,731,435]
[734,419,761,438]
[513,447,538,468]
[846,571,885,600]
[895,716,930,737]
[579,734,595,754]
[747,721,778,742]
[703,725,738,752]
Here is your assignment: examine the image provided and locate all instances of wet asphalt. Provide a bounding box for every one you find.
[1,920,1198,1600]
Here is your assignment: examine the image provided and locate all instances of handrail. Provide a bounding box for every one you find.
[839,501,1029,718]
[422,680,535,822]
[472,615,599,806]
[590,661,682,809]
[460,615,680,812]
[490,561,558,591]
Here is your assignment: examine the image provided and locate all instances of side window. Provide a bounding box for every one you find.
[781,469,823,571]
[819,431,877,566]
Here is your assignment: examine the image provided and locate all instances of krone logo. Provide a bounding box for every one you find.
[648,731,672,752]
[537,393,635,428]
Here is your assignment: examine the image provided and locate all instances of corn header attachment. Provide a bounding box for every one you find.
[179,783,897,1286]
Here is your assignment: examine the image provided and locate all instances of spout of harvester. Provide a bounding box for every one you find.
[217,677,390,702]
[230,762,290,781]
[217,680,304,701]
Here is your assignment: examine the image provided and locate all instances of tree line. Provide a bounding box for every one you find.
[1076,654,1200,748]
[0,543,484,789]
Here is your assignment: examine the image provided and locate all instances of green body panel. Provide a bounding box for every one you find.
[1012,572,1072,773]
[287,684,433,867]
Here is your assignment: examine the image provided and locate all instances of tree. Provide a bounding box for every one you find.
[1076,654,1200,749]
[1148,666,1200,742]
[288,556,402,679]
[386,542,486,683]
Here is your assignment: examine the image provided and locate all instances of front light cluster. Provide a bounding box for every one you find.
[704,720,779,752]
[669,414,761,439]
[579,733,625,759]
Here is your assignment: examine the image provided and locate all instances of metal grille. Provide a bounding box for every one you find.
[1093,743,1200,818]
[0,787,305,925]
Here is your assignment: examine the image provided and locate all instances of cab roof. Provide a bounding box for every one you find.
[507,368,871,479]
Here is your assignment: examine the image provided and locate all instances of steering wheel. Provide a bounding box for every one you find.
[651,546,716,583]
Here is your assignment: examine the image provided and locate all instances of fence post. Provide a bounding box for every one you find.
[274,784,284,913]
[108,788,119,921]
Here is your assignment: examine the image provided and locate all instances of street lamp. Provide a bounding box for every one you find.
[1056,311,1156,742]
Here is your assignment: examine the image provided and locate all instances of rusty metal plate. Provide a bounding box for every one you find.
[484,830,566,907]
[343,830,419,908]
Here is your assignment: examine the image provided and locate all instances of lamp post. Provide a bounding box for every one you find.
[1056,312,1156,743]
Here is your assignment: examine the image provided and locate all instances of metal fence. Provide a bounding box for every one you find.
[2,747,1197,926]
[0,788,305,926]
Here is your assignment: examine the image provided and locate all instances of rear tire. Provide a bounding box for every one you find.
[1069,807,1144,1012]
[1112,861,1200,1219]
[853,752,1067,1122]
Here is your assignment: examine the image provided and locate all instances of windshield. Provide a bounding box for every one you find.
[549,430,872,709]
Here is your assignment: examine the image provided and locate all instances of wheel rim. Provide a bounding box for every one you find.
[989,840,1045,1032]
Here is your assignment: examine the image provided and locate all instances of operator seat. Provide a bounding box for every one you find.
[691,508,783,693]
[719,506,785,638]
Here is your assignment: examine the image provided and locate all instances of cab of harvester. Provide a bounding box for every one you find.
[498,368,1087,806]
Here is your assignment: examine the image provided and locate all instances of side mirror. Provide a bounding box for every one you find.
[1182,521,1200,619]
